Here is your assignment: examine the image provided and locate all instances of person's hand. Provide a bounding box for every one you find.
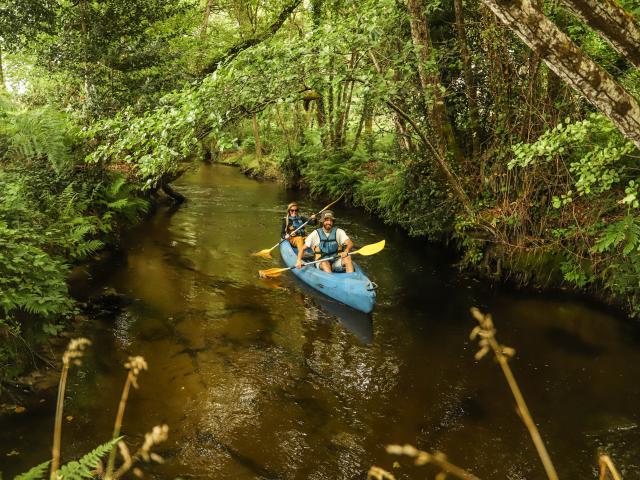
[339,251,349,258]
[285,234,290,239]
[310,214,316,220]
[296,260,303,269]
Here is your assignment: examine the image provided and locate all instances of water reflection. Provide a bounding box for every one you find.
[289,282,374,344]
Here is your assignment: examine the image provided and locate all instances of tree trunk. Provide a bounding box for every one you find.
[405,0,464,164]
[453,0,480,158]
[369,49,473,213]
[79,0,91,104]
[161,181,186,204]
[394,117,413,151]
[481,0,640,150]
[335,56,356,148]
[0,46,5,91]
[252,114,262,160]
[341,79,355,145]
[275,103,294,154]
[327,58,335,145]
[201,0,215,38]
[352,93,370,151]
[559,0,640,69]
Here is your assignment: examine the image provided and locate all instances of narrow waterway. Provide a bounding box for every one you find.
[3,164,640,479]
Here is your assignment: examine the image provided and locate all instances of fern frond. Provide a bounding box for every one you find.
[0,107,76,172]
[70,239,104,260]
[13,460,51,480]
[107,177,126,197]
[69,223,97,242]
[57,438,121,480]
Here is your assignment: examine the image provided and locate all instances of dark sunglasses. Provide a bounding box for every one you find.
[289,208,298,212]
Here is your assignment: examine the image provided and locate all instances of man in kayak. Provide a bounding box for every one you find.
[296,210,354,273]
[281,202,316,251]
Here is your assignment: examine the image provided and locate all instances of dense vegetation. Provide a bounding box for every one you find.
[3,0,640,385]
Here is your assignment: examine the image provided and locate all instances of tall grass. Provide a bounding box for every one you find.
[11,339,167,480]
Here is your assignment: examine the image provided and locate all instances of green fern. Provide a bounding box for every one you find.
[107,176,127,197]
[0,107,76,172]
[70,239,105,260]
[592,216,640,255]
[13,439,121,480]
[13,460,50,480]
[98,176,149,225]
[56,438,121,480]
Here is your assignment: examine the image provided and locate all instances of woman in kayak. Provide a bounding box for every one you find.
[281,202,316,251]
[296,210,354,273]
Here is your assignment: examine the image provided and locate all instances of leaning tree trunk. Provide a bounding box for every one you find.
[161,180,186,204]
[200,0,302,75]
[559,0,640,69]
[481,0,640,150]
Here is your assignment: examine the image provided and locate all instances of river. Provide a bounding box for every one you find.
[2,164,640,479]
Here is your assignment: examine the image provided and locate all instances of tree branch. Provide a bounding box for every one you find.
[200,0,302,75]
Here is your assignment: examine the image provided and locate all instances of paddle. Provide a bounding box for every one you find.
[252,193,345,258]
[258,239,385,278]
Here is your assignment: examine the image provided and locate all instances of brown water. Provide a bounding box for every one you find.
[2,164,640,479]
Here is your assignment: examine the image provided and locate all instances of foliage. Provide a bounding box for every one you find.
[0,222,72,318]
[13,461,50,480]
[55,438,120,480]
[508,110,640,310]
[0,105,76,172]
[510,114,635,200]
[0,98,147,383]
[13,443,121,480]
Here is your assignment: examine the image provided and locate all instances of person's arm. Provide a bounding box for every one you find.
[340,238,353,257]
[338,230,353,257]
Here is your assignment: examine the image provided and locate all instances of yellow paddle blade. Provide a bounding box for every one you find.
[352,239,386,256]
[251,249,273,258]
[258,267,290,278]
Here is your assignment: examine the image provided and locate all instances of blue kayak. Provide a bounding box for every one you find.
[279,241,377,314]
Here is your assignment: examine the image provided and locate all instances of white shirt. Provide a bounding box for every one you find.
[304,228,350,250]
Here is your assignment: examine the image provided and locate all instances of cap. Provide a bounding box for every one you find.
[320,210,335,221]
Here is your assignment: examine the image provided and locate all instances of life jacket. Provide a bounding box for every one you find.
[314,227,343,258]
[285,215,306,236]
